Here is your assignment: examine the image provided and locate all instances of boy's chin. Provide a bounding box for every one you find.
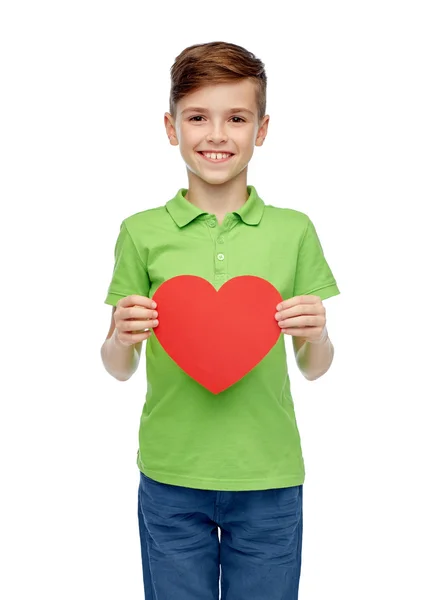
[189,171,234,185]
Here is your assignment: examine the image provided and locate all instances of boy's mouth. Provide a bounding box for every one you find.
[197,151,234,164]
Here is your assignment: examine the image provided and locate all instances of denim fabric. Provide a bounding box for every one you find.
[138,471,303,599]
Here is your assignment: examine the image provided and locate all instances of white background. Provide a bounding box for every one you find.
[1,1,436,598]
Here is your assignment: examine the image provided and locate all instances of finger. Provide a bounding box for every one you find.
[277,295,321,310]
[281,326,324,337]
[278,315,324,329]
[118,295,157,309]
[122,305,158,321]
[118,329,153,345]
[121,318,159,332]
[276,296,323,315]
[280,327,310,335]
[276,302,324,320]
[128,329,155,338]
[296,295,322,303]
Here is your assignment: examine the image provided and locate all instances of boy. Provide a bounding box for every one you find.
[101,41,340,600]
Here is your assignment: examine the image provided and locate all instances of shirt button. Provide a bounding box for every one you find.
[217,236,224,243]
[208,219,216,227]
[217,253,225,261]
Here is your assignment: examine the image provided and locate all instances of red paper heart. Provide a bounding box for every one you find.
[152,275,283,394]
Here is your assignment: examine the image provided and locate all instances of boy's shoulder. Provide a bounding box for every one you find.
[121,205,167,229]
[264,203,311,226]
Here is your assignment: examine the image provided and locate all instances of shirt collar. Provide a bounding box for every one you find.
[165,184,265,228]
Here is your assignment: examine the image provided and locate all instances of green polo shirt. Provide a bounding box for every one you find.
[104,184,340,491]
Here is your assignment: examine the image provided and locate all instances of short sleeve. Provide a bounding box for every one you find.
[104,220,151,306]
[293,217,340,301]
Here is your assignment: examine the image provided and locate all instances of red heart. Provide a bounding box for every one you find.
[152,275,283,394]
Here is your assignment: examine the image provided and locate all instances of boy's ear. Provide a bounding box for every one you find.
[255,114,270,147]
[164,112,178,144]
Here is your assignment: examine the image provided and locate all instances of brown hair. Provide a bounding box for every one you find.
[169,41,267,123]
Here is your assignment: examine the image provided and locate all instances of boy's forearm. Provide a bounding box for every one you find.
[100,331,141,381]
[296,330,335,381]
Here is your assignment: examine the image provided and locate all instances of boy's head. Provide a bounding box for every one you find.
[164,41,270,186]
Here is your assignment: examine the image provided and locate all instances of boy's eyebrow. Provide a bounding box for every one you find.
[181,106,255,116]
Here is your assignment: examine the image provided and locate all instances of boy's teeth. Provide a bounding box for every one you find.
[201,152,231,159]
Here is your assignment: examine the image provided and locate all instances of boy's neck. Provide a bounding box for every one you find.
[184,172,250,222]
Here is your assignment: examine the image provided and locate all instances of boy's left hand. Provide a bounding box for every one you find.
[275,295,327,343]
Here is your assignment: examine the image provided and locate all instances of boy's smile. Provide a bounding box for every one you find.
[196,151,235,164]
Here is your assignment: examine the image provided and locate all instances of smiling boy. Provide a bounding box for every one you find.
[165,77,266,226]
[102,41,340,600]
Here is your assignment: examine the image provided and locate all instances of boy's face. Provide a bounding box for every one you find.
[164,79,269,186]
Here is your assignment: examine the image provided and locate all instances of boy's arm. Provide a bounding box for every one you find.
[293,329,334,381]
[100,306,142,381]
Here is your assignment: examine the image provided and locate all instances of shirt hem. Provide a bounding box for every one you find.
[137,458,305,491]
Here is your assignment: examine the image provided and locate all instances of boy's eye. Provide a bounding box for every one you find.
[188,116,245,123]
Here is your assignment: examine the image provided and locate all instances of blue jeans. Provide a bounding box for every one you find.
[137,471,303,599]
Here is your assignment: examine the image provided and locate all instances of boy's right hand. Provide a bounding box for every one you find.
[113,295,159,347]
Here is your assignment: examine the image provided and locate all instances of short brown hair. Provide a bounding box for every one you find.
[169,41,267,123]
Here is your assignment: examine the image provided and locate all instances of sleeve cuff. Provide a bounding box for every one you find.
[104,292,126,306]
[299,283,340,301]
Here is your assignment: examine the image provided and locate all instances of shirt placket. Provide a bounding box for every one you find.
[206,214,234,283]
